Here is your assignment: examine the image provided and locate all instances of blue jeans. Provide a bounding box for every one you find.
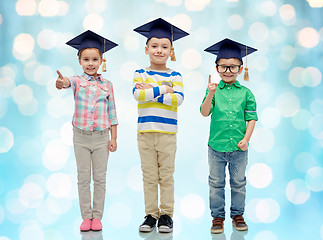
[208,146,248,220]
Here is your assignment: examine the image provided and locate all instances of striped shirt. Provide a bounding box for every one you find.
[68,73,118,131]
[132,68,184,134]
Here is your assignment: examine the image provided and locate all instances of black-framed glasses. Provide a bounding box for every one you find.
[216,65,241,74]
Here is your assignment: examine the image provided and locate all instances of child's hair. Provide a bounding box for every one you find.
[216,57,242,65]
[78,48,103,58]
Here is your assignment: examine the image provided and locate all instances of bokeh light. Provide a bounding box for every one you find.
[184,0,211,11]
[0,127,14,153]
[13,33,35,61]
[247,163,273,189]
[248,22,269,42]
[291,109,312,130]
[83,14,104,32]
[275,92,300,117]
[85,0,106,13]
[305,167,323,192]
[228,14,244,30]
[126,165,143,192]
[181,49,202,69]
[19,221,45,240]
[285,179,311,205]
[279,4,296,25]
[261,1,277,16]
[180,194,205,219]
[250,128,275,153]
[297,27,320,48]
[16,0,37,16]
[46,173,72,198]
[259,107,281,129]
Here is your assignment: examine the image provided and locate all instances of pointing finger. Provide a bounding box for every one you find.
[208,75,211,84]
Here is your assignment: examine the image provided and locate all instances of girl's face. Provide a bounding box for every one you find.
[216,58,243,85]
[79,48,102,77]
[145,37,171,70]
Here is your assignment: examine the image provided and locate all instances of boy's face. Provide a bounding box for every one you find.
[79,48,102,77]
[145,37,171,70]
[216,58,243,85]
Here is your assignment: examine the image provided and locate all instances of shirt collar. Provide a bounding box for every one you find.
[218,80,241,89]
[82,73,103,82]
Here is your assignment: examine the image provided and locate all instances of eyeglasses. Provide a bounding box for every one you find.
[216,65,241,74]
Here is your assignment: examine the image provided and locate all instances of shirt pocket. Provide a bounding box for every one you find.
[100,86,110,100]
[79,82,88,91]
[76,82,89,100]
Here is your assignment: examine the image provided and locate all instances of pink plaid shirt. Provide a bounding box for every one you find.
[68,73,118,131]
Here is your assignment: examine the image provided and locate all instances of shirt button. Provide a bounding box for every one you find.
[230,138,233,140]
[230,111,232,114]
[230,125,232,127]
[229,99,232,101]
[227,87,230,89]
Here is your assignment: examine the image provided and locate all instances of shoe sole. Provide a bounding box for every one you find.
[232,224,248,231]
[211,228,224,234]
[91,229,102,231]
[158,226,173,233]
[139,226,154,232]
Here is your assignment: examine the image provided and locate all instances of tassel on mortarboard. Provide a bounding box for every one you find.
[244,45,249,81]
[170,26,176,61]
[244,67,249,81]
[102,58,107,72]
[170,46,176,61]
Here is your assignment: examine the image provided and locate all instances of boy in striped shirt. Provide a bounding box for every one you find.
[55,30,118,232]
[133,18,189,233]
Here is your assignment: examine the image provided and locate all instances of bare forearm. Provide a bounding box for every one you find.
[110,125,117,140]
[200,93,214,116]
[244,120,256,142]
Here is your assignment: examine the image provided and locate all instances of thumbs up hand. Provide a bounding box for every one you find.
[56,70,70,90]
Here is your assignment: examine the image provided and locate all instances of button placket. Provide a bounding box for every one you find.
[227,85,234,143]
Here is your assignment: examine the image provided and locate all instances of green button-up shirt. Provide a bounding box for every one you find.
[201,80,258,152]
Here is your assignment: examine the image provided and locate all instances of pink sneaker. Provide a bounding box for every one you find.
[91,218,102,231]
[80,219,92,232]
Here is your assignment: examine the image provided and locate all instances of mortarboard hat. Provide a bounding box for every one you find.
[66,30,118,72]
[133,18,189,61]
[204,38,257,81]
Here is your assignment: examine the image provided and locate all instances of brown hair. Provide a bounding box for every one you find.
[78,48,102,58]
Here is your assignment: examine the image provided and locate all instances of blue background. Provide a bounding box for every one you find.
[0,0,323,239]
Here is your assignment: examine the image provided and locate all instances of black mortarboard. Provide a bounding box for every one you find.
[66,30,118,72]
[204,38,257,63]
[205,38,257,81]
[66,30,118,55]
[133,18,189,44]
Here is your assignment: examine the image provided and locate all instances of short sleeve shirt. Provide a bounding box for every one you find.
[201,80,258,152]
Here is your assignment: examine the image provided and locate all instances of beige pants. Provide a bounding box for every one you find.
[73,126,110,220]
[137,132,177,219]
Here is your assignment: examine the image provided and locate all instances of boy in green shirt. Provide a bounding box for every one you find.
[200,38,258,234]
